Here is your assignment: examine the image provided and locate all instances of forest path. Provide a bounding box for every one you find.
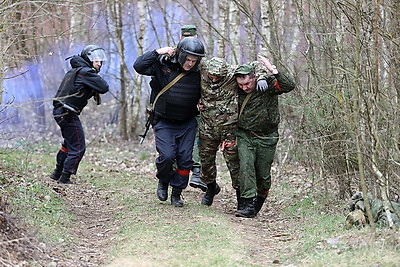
[44,143,307,266]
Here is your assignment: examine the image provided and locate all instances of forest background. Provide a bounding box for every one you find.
[1,0,399,229]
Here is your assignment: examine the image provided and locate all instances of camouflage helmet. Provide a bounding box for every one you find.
[181,25,197,37]
[207,57,228,77]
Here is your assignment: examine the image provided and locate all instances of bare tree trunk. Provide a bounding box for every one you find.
[266,0,279,60]
[387,0,400,170]
[260,0,270,57]
[370,0,394,228]
[217,0,228,58]
[353,1,375,230]
[203,0,215,55]
[108,0,128,140]
[228,1,240,64]
[69,1,86,47]
[130,0,147,139]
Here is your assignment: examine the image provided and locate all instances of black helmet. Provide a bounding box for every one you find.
[175,37,205,70]
[80,45,107,64]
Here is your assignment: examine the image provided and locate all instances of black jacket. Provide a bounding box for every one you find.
[53,56,109,113]
[134,50,200,121]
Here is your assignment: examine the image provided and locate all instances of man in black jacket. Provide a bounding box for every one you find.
[134,37,205,207]
[50,45,109,184]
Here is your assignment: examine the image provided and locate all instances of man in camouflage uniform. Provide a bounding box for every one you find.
[198,57,239,206]
[234,56,295,218]
[346,192,400,229]
[199,57,270,207]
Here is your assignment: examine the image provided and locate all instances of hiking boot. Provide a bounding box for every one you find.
[171,187,184,207]
[189,167,207,192]
[254,195,267,216]
[235,198,255,218]
[236,188,245,212]
[157,181,168,201]
[50,164,63,181]
[201,181,221,206]
[57,172,73,184]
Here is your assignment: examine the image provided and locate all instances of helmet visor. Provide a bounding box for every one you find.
[87,48,107,61]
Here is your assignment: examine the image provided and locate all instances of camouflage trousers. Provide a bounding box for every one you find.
[199,123,239,188]
[237,129,279,199]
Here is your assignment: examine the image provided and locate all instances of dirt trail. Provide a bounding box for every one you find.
[55,169,301,266]
[49,182,121,266]
[48,180,299,266]
[1,141,304,266]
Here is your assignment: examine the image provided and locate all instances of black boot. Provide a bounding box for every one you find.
[57,172,73,184]
[235,198,255,218]
[157,181,168,201]
[201,181,221,206]
[254,195,267,216]
[50,164,63,181]
[171,187,184,207]
[236,188,245,212]
[189,167,207,192]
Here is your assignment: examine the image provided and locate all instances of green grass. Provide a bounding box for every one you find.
[280,193,400,266]
[90,165,254,266]
[0,149,74,244]
[110,204,251,266]
[1,143,399,266]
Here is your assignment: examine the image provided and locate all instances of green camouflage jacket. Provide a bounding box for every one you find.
[200,58,269,127]
[238,64,295,135]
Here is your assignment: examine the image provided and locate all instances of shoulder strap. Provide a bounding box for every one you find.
[152,72,187,110]
[239,92,253,119]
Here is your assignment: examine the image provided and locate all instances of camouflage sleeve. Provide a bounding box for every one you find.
[199,56,212,70]
[266,71,296,95]
[199,60,207,77]
[249,61,269,81]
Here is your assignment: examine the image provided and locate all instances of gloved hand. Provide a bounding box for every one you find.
[256,79,268,92]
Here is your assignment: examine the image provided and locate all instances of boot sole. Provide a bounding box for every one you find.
[57,180,73,184]
[157,195,168,201]
[201,183,222,206]
[171,202,184,207]
[157,191,168,201]
[189,182,207,192]
[235,212,255,218]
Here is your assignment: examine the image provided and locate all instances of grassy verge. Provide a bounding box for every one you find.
[279,189,400,266]
[0,148,74,244]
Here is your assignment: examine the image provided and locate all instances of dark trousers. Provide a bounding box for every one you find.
[153,117,197,189]
[53,108,86,175]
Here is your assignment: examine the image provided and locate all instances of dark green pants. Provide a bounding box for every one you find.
[237,129,279,198]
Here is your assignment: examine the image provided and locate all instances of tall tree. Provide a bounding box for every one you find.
[108,0,129,139]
